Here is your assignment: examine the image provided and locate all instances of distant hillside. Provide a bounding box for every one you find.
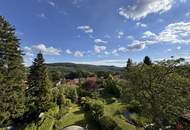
[46,62,123,73]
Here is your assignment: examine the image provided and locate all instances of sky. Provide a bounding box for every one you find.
[0,0,190,67]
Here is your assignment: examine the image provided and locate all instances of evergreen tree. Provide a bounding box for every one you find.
[143,56,152,65]
[0,16,26,126]
[27,52,52,113]
[126,58,132,70]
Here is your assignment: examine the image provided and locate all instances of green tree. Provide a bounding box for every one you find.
[27,52,52,113]
[103,75,122,98]
[126,58,133,70]
[143,56,152,65]
[0,16,26,126]
[124,59,190,129]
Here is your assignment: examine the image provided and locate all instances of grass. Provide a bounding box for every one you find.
[104,101,144,130]
[54,104,85,130]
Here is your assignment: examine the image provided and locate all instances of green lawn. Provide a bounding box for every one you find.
[104,102,144,130]
[54,104,85,130]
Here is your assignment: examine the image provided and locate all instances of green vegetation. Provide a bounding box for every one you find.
[54,104,85,129]
[1,16,190,130]
[0,16,26,127]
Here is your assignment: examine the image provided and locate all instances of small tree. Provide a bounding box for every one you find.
[143,56,152,65]
[27,52,52,113]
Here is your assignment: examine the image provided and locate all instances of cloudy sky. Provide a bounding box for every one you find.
[0,0,190,66]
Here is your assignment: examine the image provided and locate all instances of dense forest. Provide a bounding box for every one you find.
[0,16,190,130]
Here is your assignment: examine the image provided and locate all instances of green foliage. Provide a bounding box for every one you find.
[103,75,122,98]
[49,70,62,82]
[129,113,151,127]
[124,58,190,128]
[0,16,26,126]
[24,123,37,130]
[99,116,118,130]
[126,58,133,70]
[63,85,78,103]
[37,117,55,130]
[54,105,85,130]
[27,52,53,112]
[143,56,152,65]
[82,98,104,122]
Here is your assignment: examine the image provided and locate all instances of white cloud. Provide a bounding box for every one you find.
[136,22,147,28]
[77,25,93,33]
[94,45,107,53]
[127,35,134,40]
[33,44,61,55]
[142,31,157,38]
[23,44,61,66]
[117,31,124,39]
[104,51,110,55]
[112,49,119,56]
[141,22,190,45]
[48,1,55,7]
[119,0,173,20]
[94,39,108,44]
[65,49,72,54]
[74,51,84,57]
[118,47,127,52]
[185,12,190,17]
[167,48,172,52]
[38,13,47,19]
[127,40,146,51]
[177,46,182,50]
[104,34,111,39]
[156,22,190,44]
[179,0,186,3]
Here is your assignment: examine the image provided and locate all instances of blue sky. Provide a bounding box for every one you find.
[0,0,190,66]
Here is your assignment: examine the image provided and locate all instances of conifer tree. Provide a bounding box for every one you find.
[126,58,132,70]
[0,16,26,126]
[27,52,52,112]
[143,56,152,65]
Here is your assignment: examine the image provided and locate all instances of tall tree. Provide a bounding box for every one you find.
[143,56,152,65]
[126,58,133,70]
[0,16,26,126]
[27,52,52,113]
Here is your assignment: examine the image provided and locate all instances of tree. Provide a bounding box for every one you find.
[126,58,133,70]
[27,52,52,113]
[143,56,152,65]
[0,16,26,126]
[124,58,190,129]
[103,75,122,98]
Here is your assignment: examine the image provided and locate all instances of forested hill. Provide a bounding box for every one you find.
[45,62,123,73]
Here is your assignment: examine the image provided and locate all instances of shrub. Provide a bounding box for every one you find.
[82,98,104,122]
[63,86,78,103]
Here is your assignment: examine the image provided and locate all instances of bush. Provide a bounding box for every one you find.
[103,75,122,98]
[63,86,78,103]
[82,98,104,122]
